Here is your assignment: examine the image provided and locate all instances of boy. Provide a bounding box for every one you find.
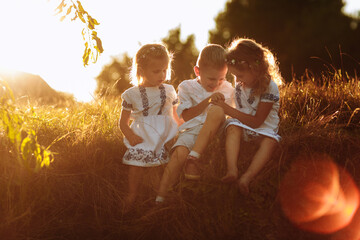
[156,44,234,203]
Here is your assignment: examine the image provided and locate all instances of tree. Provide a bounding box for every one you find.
[162,27,199,88]
[210,0,360,81]
[95,54,132,98]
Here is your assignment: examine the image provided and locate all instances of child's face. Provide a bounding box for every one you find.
[228,65,257,88]
[195,65,228,92]
[141,57,169,87]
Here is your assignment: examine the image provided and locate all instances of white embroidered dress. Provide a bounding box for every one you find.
[121,84,178,167]
[226,79,281,142]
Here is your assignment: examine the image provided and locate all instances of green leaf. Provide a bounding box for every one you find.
[71,14,78,21]
[20,136,32,162]
[81,28,86,40]
[66,5,73,16]
[41,149,53,167]
[54,0,66,15]
[96,38,104,53]
[82,42,89,59]
[78,12,86,23]
[77,0,85,13]
[83,48,91,66]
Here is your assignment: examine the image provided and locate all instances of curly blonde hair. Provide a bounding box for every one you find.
[130,43,173,86]
[226,37,283,95]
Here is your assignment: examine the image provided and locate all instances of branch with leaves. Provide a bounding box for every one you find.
[55,0,104,66]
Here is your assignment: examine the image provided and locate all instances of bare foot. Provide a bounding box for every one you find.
[237,175,251,196]
[221,170,238,183]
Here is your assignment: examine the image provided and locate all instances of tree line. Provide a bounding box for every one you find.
[96,0,360,98]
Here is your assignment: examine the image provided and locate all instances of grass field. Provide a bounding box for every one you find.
[1,73,360,240]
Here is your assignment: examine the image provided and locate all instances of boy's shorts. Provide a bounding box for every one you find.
[171,120,227,153]
[171,125,203,152]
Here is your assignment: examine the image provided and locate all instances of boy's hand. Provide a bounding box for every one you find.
[209,92,225,103]
[128,133,143,146]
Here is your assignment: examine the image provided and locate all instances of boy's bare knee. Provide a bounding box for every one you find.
[207,105,225,121]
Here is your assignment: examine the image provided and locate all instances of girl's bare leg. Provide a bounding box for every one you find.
[157,146,189,199]
[125,165,145,206]
[221,125,242,183]
[238,137,278,195]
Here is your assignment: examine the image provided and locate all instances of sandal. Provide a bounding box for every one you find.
[184,155,203,180]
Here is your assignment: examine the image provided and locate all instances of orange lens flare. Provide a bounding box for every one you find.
[279,154,359,234]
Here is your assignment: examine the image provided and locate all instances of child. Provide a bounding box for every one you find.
[119,43,181,207]
[215,37,283,195]
[156,44,234,203]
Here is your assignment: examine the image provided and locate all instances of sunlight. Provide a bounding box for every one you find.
[0,0,94,101]
[1,0,227,102]
[302,161,341,221]
[279,154,359,234]
[0,67,22,78]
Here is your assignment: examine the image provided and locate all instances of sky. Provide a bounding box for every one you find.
[0,0,359,102]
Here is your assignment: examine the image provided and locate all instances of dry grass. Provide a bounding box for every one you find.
[0,74,359,240]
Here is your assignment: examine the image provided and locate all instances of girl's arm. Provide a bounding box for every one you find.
[119,109,143,146]
[216,101,273,129]
[181,92,224,122]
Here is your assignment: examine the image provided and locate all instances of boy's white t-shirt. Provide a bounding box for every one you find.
[177,78,234,132]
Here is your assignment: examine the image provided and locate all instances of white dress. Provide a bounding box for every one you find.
[226,80,281,142]
[121,84,178,167]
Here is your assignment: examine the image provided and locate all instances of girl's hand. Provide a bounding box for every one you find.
[209,92,225,103]
[212,100,226,108]
[128,133,143,146]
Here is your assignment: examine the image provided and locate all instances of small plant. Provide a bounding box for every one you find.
[0,79,54,172]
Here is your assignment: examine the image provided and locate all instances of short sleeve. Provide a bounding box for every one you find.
[167,85,178,105]
[176,81,192,117]
[260,80,280,103]
[121,90,133,111]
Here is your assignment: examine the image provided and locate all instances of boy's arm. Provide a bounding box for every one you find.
[177,81,225,122]
[181,97,211,122]
[181,92,224,122]
[176,81,207,122]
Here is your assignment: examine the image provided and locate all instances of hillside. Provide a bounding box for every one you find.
[0,74,359,240]
[0,69,74,105]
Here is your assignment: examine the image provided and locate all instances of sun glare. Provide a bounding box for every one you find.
[0,0,97,101]
[279,154,360,235]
